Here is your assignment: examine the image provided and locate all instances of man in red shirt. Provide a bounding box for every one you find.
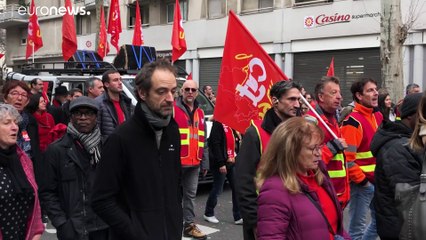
[96,70,133,140]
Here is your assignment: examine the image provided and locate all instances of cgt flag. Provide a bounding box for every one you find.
[25,0,43,60]
[214,10,288,133]
[62,0,77,61]
[326,57,335,76]
[108,0,122,52]
[132,0,144,46]
[97,6,110,59]
[171,0,186,62]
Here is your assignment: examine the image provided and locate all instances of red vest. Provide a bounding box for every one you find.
[174,105,205,166]
[349,111,383,184]
[251,120,271,155]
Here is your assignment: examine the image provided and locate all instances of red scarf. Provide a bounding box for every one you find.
[222,123,236,159]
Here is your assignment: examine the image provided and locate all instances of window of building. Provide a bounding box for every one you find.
[167,0,188,24]
[20,28,27,46]
[294,0,332,6]
[128,2,149,27]
[76,15,83,35]
[242,0,273,13]
[208,0,225,19]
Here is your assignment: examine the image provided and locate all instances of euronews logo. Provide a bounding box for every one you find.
[18,5,90,16]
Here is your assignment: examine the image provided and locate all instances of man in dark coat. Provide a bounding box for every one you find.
[235,80,302,240]
[371,92,423,240]
[91,59,182,240]
[40,96,109,240]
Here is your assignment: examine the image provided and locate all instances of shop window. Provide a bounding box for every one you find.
[167,0,188,24]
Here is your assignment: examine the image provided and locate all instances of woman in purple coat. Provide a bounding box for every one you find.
[256,117,350,240]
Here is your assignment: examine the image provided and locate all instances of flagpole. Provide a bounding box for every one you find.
[32,43,34,63]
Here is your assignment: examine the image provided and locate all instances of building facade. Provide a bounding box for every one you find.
[0,0,425,104]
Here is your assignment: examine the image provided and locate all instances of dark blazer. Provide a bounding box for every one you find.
[91,102,182,240]
[39,133,108,240]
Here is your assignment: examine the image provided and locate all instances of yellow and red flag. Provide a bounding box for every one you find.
[213,10,288,133]
[132,0,144,46]
[171,0,186,62]
[97,6,109,59]
[62,0,77,61]
[108,0,122,52]
[25,0,43,59]
[326,57,335,76]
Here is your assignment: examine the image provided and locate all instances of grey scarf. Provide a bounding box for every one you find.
[140,102,171,129]
[67,123,101,165]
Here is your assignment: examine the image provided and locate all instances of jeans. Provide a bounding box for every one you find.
[348,182,378,240]
[204,165,241,221]
[182,166,200,224]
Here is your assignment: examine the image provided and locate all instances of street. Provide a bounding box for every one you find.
[40,183,244,240]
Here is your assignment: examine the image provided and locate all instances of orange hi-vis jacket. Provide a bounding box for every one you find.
[251,119,271,155]
[174,103,205,166]
[341,102,383,185]
[305,105,350,206]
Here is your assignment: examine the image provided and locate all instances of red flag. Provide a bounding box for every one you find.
[326,57,335,76]
[132,0,144,46]
[108,0,122,52]
[0,53,4,59]
[25,0,43,60]
[62,0,77,61]
[187,72,192,80]
[97,7,109,59]
[171,0,187,62]
[213,11,288,133]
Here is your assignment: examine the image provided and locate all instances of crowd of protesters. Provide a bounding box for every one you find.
[1,58,426,240]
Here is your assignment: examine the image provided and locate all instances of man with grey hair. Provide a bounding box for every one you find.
[85,77,104,99]
[235,80,302,240]
[92,59,182,240]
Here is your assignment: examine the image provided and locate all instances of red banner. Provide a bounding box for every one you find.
[171,0,187,62]
[97,7,109,59]
[62,0,77,61]
[108,0,122,52]
[326,57,335,76]
[213,10,288,133]
[132,0,144,46]
[25,0,43,59]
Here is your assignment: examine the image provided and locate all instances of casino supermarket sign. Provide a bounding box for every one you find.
[304,12,380,28]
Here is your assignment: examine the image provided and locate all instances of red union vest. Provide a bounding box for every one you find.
[251,120,271,155]
[174,104,205,166]
[349,110,383,184]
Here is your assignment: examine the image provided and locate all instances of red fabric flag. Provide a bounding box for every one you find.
[213,10,288,133]
[132,0,144,46]
[187,72,193,80]
[62,0,77,61]
[171,0,187,62]
[0,53,4,59]
[108,0,122,52]
[25,0,43,60]
[97,7,110,59]
[326,57,335,76]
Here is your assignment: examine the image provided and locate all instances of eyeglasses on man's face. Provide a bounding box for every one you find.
[184,88,197,93]
[71,110,96,118]
[9,91,28,99]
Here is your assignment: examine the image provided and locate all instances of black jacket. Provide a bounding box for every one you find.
[208,120,240,170]
[91,102,182,240]
[95,92,133,140]
[39,133,108,240]
[371,120,423,239]
[235,108,282,231]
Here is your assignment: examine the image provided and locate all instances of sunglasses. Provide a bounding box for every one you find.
[184,88,197,93]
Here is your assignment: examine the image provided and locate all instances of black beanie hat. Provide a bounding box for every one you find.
[401,92,423,119]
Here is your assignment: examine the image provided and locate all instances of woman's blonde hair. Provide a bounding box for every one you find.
[256,117,324,193]
[409,91,426,151]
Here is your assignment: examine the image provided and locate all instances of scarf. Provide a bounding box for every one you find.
[140,102,171,129]
[67,123,101,166]
[33,111,54,129]
[0,145,33,194]
[17,112,32,158]
[223,123,236,159]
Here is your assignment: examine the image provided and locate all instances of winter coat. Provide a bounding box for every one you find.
[39,133,108,240]
[371,120,423,239]
[32,111,55,152]
[95,92,133,140]
[91,102,182,240]
[257,162,350,240]
[208,120,240,170]
[0,146,45,240]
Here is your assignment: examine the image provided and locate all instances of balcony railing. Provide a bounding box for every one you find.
[0,4,28,28]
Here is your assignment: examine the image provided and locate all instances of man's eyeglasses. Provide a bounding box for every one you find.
[9,91,28,99]
[184,88,197,93]
[72,110,96,118]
